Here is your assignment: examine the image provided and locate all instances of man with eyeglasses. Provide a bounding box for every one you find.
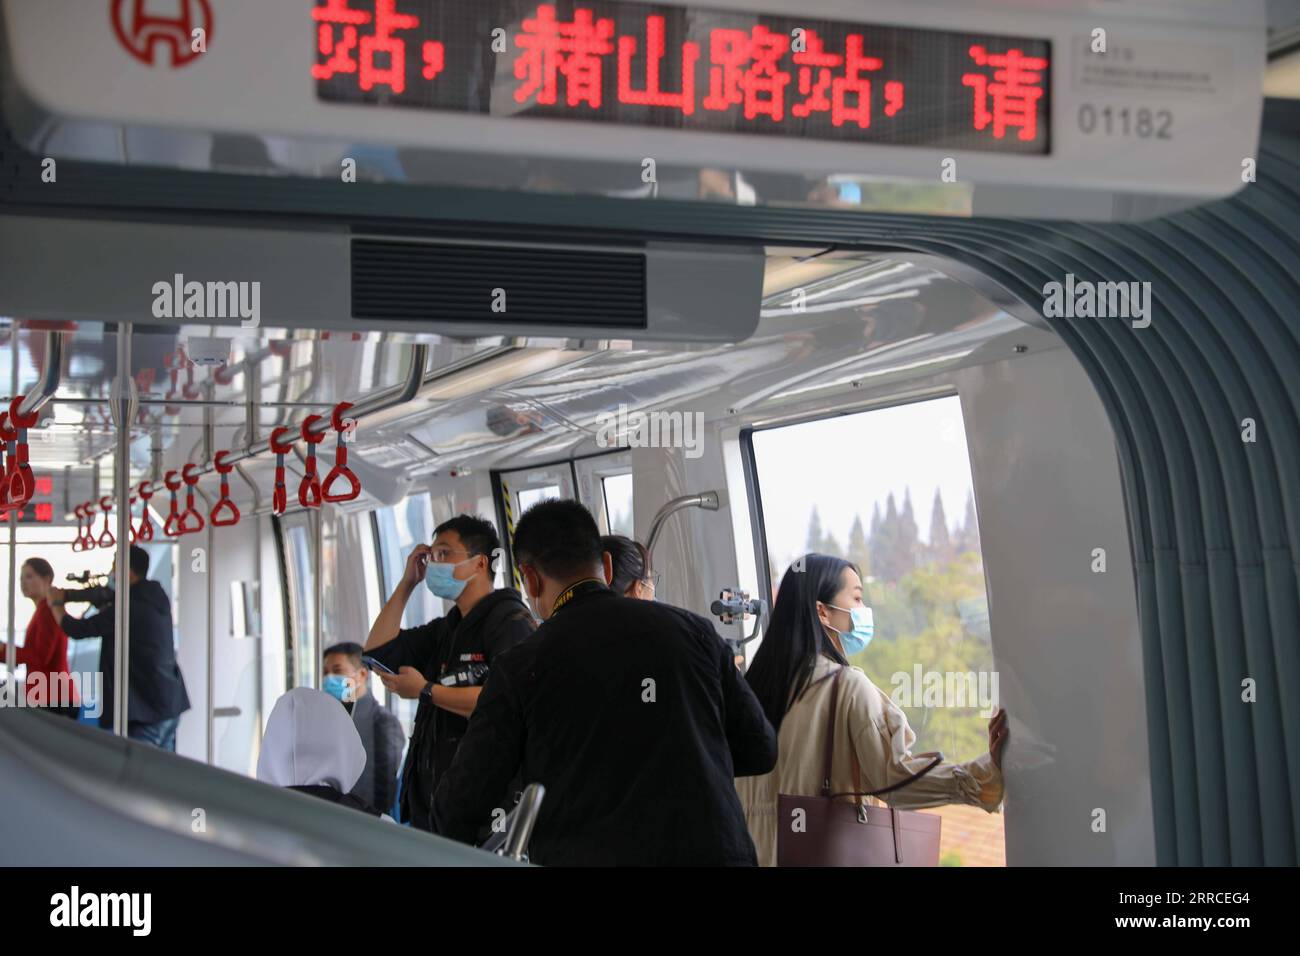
[364,514,535,832]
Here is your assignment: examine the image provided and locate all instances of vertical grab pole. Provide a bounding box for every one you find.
[204,415,215,766]
[5,328,18,686]
[111,322,136,736]
[205,498,215,765]
[313,508,323,690]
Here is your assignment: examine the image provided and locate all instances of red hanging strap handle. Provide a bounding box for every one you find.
[210,451,241,527]
[298,416,324,509]
[7,396,38,509]
[136,481,155,542]
[163,470,182,537]
[0,411,12,515]
[322,402,362,504]
[270,427,293,515]
[80,501,97,550]
[97,495,115,548]
[178,463,206,534]
[71,504,85,552]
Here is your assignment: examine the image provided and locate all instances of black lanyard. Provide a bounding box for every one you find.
[551,578,608,616]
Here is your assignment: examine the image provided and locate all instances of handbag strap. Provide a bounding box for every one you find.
[821,665,945,800]
[820,667,845,797]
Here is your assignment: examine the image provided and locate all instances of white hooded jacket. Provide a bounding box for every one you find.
[257,687,368,793]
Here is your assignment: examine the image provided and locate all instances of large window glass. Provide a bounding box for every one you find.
[374,493,438,740]
[282,516,317,689]
[602,473,635,536]
[749,395,1002,866]
[517,484,560,513]
[375,493,438,629]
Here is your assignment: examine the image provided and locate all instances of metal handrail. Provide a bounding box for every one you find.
[501,783,545,863]
[15,330,62,418]
[130,341,430,496]
[645,491,720,562]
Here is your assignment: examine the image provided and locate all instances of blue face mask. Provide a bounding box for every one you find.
[826,604,874,655]
[425,557,473,600]
[323,674,354,702]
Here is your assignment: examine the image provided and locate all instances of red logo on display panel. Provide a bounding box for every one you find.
[111,0,213,68]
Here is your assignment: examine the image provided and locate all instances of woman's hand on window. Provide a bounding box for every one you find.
[988,708,1009,768]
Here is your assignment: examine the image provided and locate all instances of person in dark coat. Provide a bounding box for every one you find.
[323,641,406,815]
[433,499,779,865]
[48,545,190,750]
[364,515,535,831]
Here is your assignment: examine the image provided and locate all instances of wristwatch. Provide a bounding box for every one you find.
[419,680,434,703]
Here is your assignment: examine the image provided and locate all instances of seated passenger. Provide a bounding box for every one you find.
[257,687,382,816]
[363,514,535,832]
[600,534,657,600]
[14,558,80,718]
[735,554,1009,866]
[323,642,406,817]
[433,499,778,865]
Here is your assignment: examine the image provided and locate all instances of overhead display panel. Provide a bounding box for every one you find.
[312,1,1051,154]
[0,0,1267,221]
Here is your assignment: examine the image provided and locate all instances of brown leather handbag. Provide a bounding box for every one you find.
[776,667,944,866]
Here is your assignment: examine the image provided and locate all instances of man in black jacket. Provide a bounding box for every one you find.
[433,499,778,865]
[364,514,535,831]
[48,545,190,749]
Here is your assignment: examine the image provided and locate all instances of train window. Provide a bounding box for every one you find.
[573,451,634,535]
[375,493,438,630]
[330,513,375,655]
[517,485,560,513]
[602,474,635,536]
[281,516,318,690]
[749,395,1003,866]
[359,514,383,628]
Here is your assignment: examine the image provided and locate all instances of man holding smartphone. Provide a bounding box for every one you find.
[364,514,535,832]
[322,642,406,816]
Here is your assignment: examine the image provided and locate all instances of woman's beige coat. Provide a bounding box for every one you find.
[735,656,1004,866]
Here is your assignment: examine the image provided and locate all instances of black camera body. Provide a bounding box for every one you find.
[63,585,114,609]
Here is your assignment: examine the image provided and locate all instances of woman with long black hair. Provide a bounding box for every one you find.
[736,553,1008,866]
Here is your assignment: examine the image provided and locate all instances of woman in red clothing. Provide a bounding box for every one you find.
[16,557,80,718]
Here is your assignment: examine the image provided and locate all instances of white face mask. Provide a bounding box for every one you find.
[823,604,874,654]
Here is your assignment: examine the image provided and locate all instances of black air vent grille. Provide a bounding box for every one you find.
[352,239,646,328]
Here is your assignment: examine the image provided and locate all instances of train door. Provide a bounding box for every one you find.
[493,463,577,590]
[745,393,1003,867]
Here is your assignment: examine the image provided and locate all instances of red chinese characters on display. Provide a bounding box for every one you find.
[312,0,443,93]
[789,30,903,128]
[962,45,1048,142]
[34,502,53,523]
[515,5,616,108]
[34,476,53,497]
[310,2,1046,147]
[617,15,698,114]
[701,25,789,121]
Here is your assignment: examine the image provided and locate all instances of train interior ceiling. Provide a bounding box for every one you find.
[0,250,1147,866]
[0,0,1298,868]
